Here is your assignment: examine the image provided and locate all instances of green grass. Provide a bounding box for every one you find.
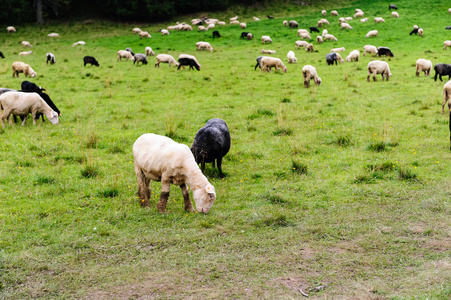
[1,0,451,298]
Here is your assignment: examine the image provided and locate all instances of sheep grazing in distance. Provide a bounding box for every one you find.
[126,47,135,56]
[316,36,323,44]
[260,57,287,73]
[240,32,250,39]
[139,31,151,39]
[321,10,326,16]
[261,36,272,44]
[132,28,142,34]
[418,28,424,37]
[361,17,368,22]
[374,17,385,23]
[154,54,179,68]
[12,62,36,78]
[317,19,329,27]
[434,64,451,81]
[83,56,99,67]
[322,29,328,37]
[449,8,451,14]
[392,11,399,18]
[354,11,364,18]
[253,16,260,21]
[178,54,201,71]
[297,29,308,35]
[366,30,379,38]
[415,59,432,76]
[377,47,394,57]
[261,49,276,54]
[410,25,419,35]
[230,21,239,25]
[145,47,155,56]
[287,51,297,63]
[240,23,247,29]
[20,81,61,123]
[46,53,55,65]
[212,31,220,38]
[444,41,451,50]
[331,10,338,16]
[117,50,135,61]
[0,92,58,127]
[339,17,347,24]
[363,45,378,56]
[198,25,207,31]
[289,20,299,28]
[309,26,320,33]
[331,47,345,53]
[267,15,274,19]
[230,16,238,21]
[283,20,288,26]
[19,51,32,56]
[295,40,309,49]
[323,34,338,41]
[298,32,311,40]
[161,29,170,36]
[446,27,451,30]
[367,60,392,82]
[72,41,85,46]
[0,52,5,59]
[206,24,215,30]
[246,33,253,40]
[341,23,353,30]
[196,41,213,52]
[346,50,360,62]
[7,26,16,33]
[302,65,321,88]
[133,133,216,213]
[306,44,314,52]
[326,53,344,65]
[21,41,31,48]
[47,32,59,37]
[134,53,148,65]
[191,118,231,178]
[389,4,398,10]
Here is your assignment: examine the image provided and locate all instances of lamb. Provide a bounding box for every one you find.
[289,21,299,28]
[134,53,148,65]
[283,20,288,26]
[354,11,364,18]
[19,51,32,56]
[161,29,170,36]
[377,47,394,57]
[198,25,207,31]
[139,31,151,39]
[418,28,424,37]
[260,57,287,73]
[21,41,31,48]
[321,10,326,16]
[434,64,451,81]
[341,23,353,30]
[196,41,213,52]
[132,28,142,34]
[287,51,297,63]
[12,62,36,78]
[72,41,85,46]
[322,29,328,37]
[154,54,179,68]
[331,10,338,16]
[0,92,58,127]
[363,45,378,56]
[367,60,392,82]
[261,49,276,54]
[133,133,216,213]
[230,16,238,21]
[331,47,345,53]
[295,40,309,49]
[178,54,201,71]
[444,41,451,50]
[374,17,385,23]
[83,56,99,67]
[317,19,329,27]
[309,26,320,33]
[326,52,344,65]
[261,36,272,44]
[360,17,368,22]
[212,31,220,38]
[46,52,55,64]
[305,44,314,52]
[302,65,321,88]
[117,50,135,61]
[145,47,155,56]
[316,36,323,44]
[206,24,215,30]
[346,50,360,62]
[392,11,399,18]
[191,118,231,178]
[415,59,432,76]
[366,30,378,38]
[47,32,59,37]
[323,34,337,41]
[240,23,247,29]
[7,26,16,33]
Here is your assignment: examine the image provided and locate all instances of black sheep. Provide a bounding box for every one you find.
[267,15,274,19]
[46,53,55,64]
[434,64,451,81]
[191,118,231,178]
[377,47,394,57]
[309,26,320,33]
[446,26,451,30]
[389,4,398,9]
[212,31,220,38]
[0,51,4,59]
[83,56,99,67]
[21,81,45,92]
[410,28,419,35]
[326,53,340,65]
[240,32,250,39]
[177,58,200,71]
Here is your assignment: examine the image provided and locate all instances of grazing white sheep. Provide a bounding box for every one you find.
[161,29,170,35]
[341,23,353,30]
[298,32,311,40]
[316,36,323,44]
[155,54,179,68]
[132,28,142,34]
[145,47,155,56]
[415,59,432,76]
[360,17,368,22]
[374,17,385,23]
[72,41,85,46]
[21,41,31,48]
[217,21,226,25]
[346,50,360,62]
[322,10,327,16]
[19,51,32,56]
[117,50,135,61]
[444,41,451,50]
[331,10,338,16]
[230,20,239,25]
[206,24,214,30]
[283,20,288,26]
[323,34,338,41]
[367,60,392,82]
[7,26,16,33]
[261,49,276,54]
[442,80,451,114]
[12,62,36,78]
[240,23,247,29]
[392,11,399,17]
[230,16,238,21]
[47,32,59,37]
[366,30,379,38]
[196,41,213,52]
[354,11,364,18]
[253,16,260,21]
[322,29,328,37]
[345,17,353,21]
[0,92,58,127]
[331,47,345,53]
[133,133,216,213]
[139,31,151,39]
[317,18,330,27]
[449,8,451,14]
[198,25,207,31]
[339,17,347,24]
[306,44,314,52]
[261,35,272,44]
[287,51,297,63]
[363,45,378,56]
[260,57,287,73]
[182,25,193,31]
[302,65,321,88]
[418,28,424,37]
[297,29,309,35]
[295,40,309,49]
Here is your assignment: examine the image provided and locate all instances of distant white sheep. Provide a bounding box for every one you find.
[230,21,239,25]
[161,29,170,35]
[354,11,364,18]
[230,16,238,21]
[260,57,287,73]
[418,28,424,37]
[321,10,327,16]
[360,17,368,22]
[444,41,451,50]
[117,50,135,61]
[287,51,297,63]
[47,32,59,37]
[295,40,309,49]
[322,29,328,37]
[363,45,378,56]
[145,47,155,56]
[367,60,392,81]
[392,11,399,18]
[341,23,353,30]
[346,50,360,62]
[366,30,378,38]
[261,49,276,54]
[132,28,142,34]
[139,31,151,39]
[72,41,85,46]
[261,35,272,44]
[306,44,314,52]
[19,51,32,56]
[374,17,385,23]
[283,20,288,26]
[155,54,179,68]
[196,41,213,52]
[331,10,338,16]
[240,23,247,29]
[12,61,36,78]
[7,26,16,33]
[253,17,260,21]
[331,47,345,53]
[316,36,323,44]
[323,34,337,41]
[198,26,207,31]
[21,41,31,48]
[298,32,311,40]
[217,21,226,25]
[415,59,432,76]
[302,65,321,88]
[317,18,330,27]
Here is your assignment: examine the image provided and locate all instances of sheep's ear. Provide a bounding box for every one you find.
[205,185,214,194]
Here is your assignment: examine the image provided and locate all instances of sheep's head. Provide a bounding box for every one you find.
[30,72,36,78]
[282,65,287,73]
[48,111,59,125]
[316,77,322,86]
[192,184,216,213]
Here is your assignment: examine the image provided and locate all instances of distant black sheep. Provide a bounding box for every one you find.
[267,15,274,19]
[0,51,4,59]
[389,4,398,9]
[410,28,419,35]
[326,53,340,65]
[446,26,451,30]
[309,26,320,33]
[177,58,200,71]
[83,56,99,67]
[126,47,135,56]
[434,63,451,82]
[377,47,394,57]
[212,31,220,38]
[191,118,231,178]
[240,32,250,39]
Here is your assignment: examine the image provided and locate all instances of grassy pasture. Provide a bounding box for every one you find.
[1,0,451,298]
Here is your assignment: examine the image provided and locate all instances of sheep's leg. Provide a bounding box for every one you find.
[435,72,438,81]
[136,169,151,207]
[21,115,27,126]
[201,158,206,174]
[217,158,224,178]
[367,71,371,82]
[304,80,309,88]
[373,71,377,82]
[442,90,449,114]
[157,181,170,213]
[440,74,443,82]
[180,184,194,212]
[415,67,419,77]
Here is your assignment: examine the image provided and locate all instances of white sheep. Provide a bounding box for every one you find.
[230,16,238,21]
[345,17,353,21]
[442,80,451,114]
[117,50,135,61]
[260,57,287,73]
[331,47,345,53]
[339,17,347,24]
[206,24,215,30]
[161,29,170,35]
[230,21,239,25]
[360,17,368,22]
[261,49,276,54]
[331,10,338,16]
[374,17,385,23]
[297,29,309,35]
[346,50,360,62]
[444,41,451,50]
[139,31,151,39]
[392,11,399,18]
[322,29,328,37]
[316,36,323,44]
[418,28,424,37]
[317,18,330,27]
[366,30,378,38]
[7,26,16,33]
[196,41,213,52]
[306,44,314,52]
[133,133,216,213]
[154,54,179,68]
[145,47,155,56]
[287,51,297,63]
[19,51,32,56]
[295,40,309,49]
[449,8,451,14]
[12,61,36,78]
[363,45,378,56]
[246,33,253,40]
[298,32,311,40]
[21,41,31,48]
[261,35,272,44]
[415,59,432,76]
[198,26,207,31]
[341,23,353,30]
[182,25,193,31]
[367,60,392,82]
[47,32,59,37]
[0,92,58,127]
[253,16,260,21]
[323,34,338,41]
[72,41,85,46]
[283,20,288,26]
[217,21,226,25]
[132,28,142,34]
[302,65,321,88]
[354,11,364,18]
[321,10,327,16]
[240,23,247,29]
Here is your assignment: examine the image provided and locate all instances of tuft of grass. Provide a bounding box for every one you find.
[397,167,418,181]
[98,188,119,198]
[86,133,98,149]
[108,145,124,154]
[291,160,308,175]
[254,215,293,228]
[81,165,99,178]
[367,141,398,152]
[273,127,293,136]
[335,134,352,147]
[261,192,288,204]
[367,162,396,172]
[33,176,56,185]
[281,98,291,103]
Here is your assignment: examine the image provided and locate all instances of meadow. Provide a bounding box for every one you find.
[0,0,451,298]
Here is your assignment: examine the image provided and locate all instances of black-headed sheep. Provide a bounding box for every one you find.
[377,47,394,57]
[83,56,99,67]
[46,52,55,65]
